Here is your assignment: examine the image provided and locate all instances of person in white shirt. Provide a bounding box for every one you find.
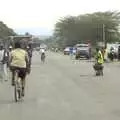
[40,48,45,53]
[0,45,8,81]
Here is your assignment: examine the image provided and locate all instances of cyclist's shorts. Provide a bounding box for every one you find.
[10,66,27,79]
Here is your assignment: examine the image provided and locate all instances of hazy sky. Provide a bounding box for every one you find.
[0,0,119,35]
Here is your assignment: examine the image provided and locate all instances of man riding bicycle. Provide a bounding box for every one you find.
[95,48,104,65]
[9,42,29,96]
[41,48,45,62]
[93,48,104,75]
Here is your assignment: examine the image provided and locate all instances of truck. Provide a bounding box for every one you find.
[75,44,91,59]
[9,35,32,48]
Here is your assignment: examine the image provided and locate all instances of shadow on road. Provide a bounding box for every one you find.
[79,74,104,78]
[80,74,94,77]
[0,100,14,105]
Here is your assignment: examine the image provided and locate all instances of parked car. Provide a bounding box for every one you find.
[75,44,91,59]
[64,47,70,55]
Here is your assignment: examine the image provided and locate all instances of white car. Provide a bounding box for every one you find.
[64,47,70,55]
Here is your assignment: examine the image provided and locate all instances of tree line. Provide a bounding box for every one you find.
[52,11,120,49]
[0,21,16,38]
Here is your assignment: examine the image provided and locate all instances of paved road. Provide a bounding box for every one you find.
[0,51,120,120]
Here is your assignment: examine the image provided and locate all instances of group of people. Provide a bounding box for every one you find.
[0,41,32,96]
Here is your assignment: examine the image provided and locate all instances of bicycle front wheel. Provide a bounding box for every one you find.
[14,84,20,102]
[14,74,22,102]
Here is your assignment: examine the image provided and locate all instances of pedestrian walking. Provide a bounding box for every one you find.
[0,45,9,82]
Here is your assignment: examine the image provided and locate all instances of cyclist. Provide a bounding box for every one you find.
[9,42,29,96]
[95,48,104,65]
[41,48,45,62]
[94,48,104,75]
[9,45,13,52]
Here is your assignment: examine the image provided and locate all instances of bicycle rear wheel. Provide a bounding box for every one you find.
[14,84,20,102]
[14,73,22,102]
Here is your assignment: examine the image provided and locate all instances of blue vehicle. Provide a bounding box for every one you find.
[64,47,76,55]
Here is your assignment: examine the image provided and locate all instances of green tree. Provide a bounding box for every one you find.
[0,21,16,46]
[0,21,16,39]
[54,11,120,47]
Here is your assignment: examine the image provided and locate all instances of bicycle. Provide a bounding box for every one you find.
[41,53,45,63]
[14,69,23,102]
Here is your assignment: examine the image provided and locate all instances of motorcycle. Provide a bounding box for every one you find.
[108,51,114,61]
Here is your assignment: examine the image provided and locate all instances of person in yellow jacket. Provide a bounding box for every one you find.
[95,48,104,65]
[94,48,104,76]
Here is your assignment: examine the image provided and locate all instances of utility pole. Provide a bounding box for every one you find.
[103,24,105,47]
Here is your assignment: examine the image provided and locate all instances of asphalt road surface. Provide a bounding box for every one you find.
[0,51,120,120]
